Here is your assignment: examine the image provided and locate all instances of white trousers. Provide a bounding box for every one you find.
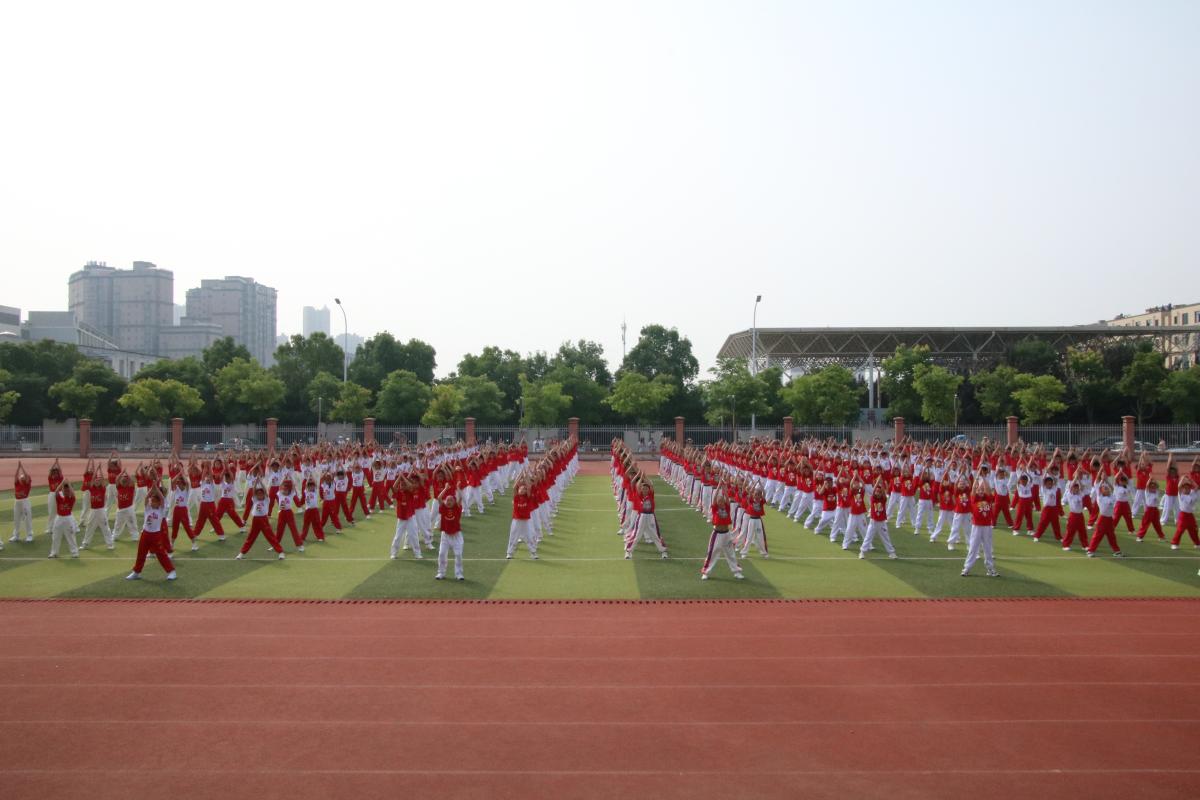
[81,507,113,548]
[627,513,667,554]
[390,518,422,558]
[50,515,79,557]
[701,530,741,577]
[963,525,995,573]
[507,519,536,557]
[11,498,33,540]
[112,507,139,541]
[437,531,464,579]
[860,519,896,556]
[947,513,969,545]
[739,517,768,557]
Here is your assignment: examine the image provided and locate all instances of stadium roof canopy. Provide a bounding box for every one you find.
[717,325,1195,373]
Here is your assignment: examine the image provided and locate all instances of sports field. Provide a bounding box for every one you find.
[1,474,1197,599]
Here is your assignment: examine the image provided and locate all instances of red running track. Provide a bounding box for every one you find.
[1,598,1198,800]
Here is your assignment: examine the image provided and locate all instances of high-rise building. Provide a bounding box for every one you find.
[24,310,156,379]
[184,276,278,365]
[302,306,331,337]
[67,261,174,356]
[0,305,20,338]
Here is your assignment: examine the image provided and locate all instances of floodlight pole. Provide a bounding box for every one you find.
[750,295,761,435]
[334,298,348,382]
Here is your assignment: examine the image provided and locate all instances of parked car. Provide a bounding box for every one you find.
[1086,437,1156,451]
[1168,441,1200,454]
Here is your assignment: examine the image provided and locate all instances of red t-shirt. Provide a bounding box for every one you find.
[440,503,463,534]
[869,497,888,522]
[88,485,106,509]
[56,491,76,516]
[512,495,532,521]
[711,503,732,527]
[970,496,995,527]
[117,484,135,509]
[14,476,31,500]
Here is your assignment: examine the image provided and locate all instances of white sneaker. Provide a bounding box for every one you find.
[235,553,244,560]
[7,534,16,543]
[457,576,464,581]
[505,553,512,559]
[734,573,745,580]
[217,536,225,542]
[298,546,305,552]
[277,552,286,560]
[190,543,199,552]
[858,552,865,560]
[700,573,709,581]
[435,574,444,580]
[390,553,397,560]
[888,553,898,559]
[661,552,669,559]
[1172,544,1180,550]
[24,536,32,543]
[624,552,631,560]
[166,571,177,580]
[947,544,955,551]
[125,572,140,580]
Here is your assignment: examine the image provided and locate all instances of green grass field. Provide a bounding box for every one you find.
[0,474,1197,599]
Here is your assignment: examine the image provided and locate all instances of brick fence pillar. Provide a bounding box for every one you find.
[1122,415,1136,452]
[171,417,183,457]
[1006,416,1019,447]
[363,417,375,445]
[266,418,278,452]
[567,416,579,441]
[675,416,685,447]
[893,416,905,443]
[782,415,794,443]
[79,418,91,458]
[465,417,476,446]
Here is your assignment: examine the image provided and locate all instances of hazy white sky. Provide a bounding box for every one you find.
[2,0,1197,377]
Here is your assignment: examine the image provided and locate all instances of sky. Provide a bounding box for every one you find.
[2,0,1197,378]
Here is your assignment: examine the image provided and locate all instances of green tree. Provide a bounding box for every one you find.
[1159,367,1200,423]
[133,357,218,423]
[374,369,432,424]
[604,372,676,424]
[457,347,527,418]
[48,378,108,420]
[620,325,699,384]
[1008,339,1061,377]
[620,325,700,421]
[1118,351,1169,424]
[1064,348,1120,423]
[701,360,769,429]
[544,364,611,423]
[524,351,551,382]
[273,333,346,422]
[1012,375,1068,424]
[454,375,506,424]
[912,363,962,426]
[970,365,1024,421]
[203,336,253,373]
[880,345,932,421]
[348,333,436,391]
[521,379,573,426]
[0,340,86,425]
[118,379,204,422]
[305,372,344,420]
[421,384,464,426]
[213,358,286,422]
[551,340,612,386]
[758,365,786,423]
[0,368,20,423]
[779,366,860,425]
[330,381,372,423]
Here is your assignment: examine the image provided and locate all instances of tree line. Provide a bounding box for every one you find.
[0,328,1196,428]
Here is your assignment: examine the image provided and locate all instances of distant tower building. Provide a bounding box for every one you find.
[184,276,278,365]
[302,305,331,337]
[67,261,174,356]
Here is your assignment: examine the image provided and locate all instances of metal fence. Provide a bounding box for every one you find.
[1135,424,1200,450]
[1013,425,1125,448]
[902,425,1007,444]
[0,426,47,452]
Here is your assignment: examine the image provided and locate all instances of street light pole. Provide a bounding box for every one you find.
[334,298,348,383]
[750,294,761,436]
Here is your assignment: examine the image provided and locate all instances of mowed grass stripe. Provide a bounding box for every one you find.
[0,478,1198,599]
